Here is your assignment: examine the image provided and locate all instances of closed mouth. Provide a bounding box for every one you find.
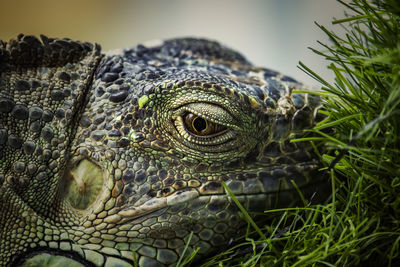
[61,157,328,223]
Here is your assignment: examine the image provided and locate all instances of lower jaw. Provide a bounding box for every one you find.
[13,183,330,267]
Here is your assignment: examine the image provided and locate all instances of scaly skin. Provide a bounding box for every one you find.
[0,35,327,266]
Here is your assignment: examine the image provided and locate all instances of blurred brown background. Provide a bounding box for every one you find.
[0,0,346,86]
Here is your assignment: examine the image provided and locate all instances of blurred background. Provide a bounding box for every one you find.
[0,0,347,86]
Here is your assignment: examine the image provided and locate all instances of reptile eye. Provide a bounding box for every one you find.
[184,113,227,136]
[171,103,238,149]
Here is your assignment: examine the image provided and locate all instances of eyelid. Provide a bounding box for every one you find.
[173,115,237,146]
[177,102,240,130]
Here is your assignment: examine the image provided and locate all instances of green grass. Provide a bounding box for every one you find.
[199,0,400,266]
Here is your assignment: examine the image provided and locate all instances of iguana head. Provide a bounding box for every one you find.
[0,36,327,266]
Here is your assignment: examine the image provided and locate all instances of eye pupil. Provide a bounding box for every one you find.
[193,117,207,133]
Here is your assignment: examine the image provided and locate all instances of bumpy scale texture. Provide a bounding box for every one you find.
[0,35,327,267]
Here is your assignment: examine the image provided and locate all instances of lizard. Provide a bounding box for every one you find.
[0,34,328,267]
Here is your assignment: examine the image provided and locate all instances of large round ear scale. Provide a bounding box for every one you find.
[0,34,103,267]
